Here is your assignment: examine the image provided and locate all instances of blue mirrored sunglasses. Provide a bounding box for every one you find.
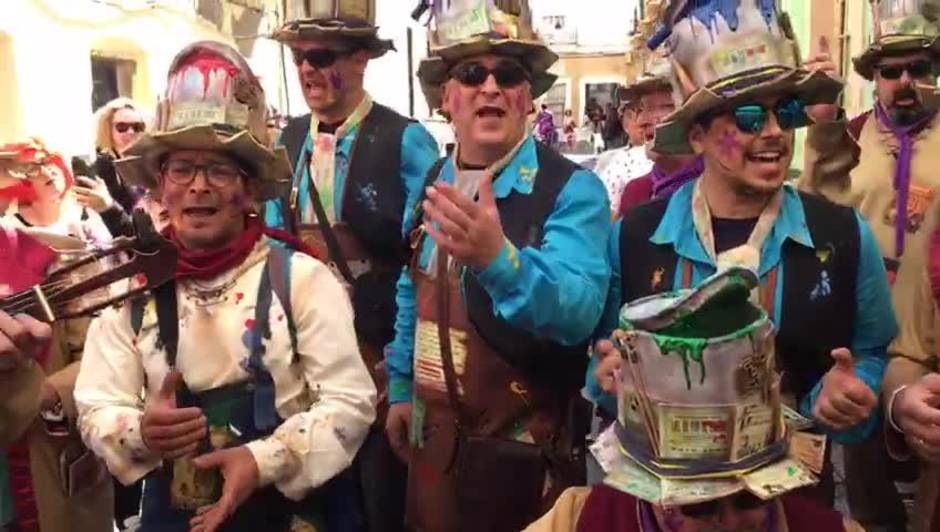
[732,98,809,134]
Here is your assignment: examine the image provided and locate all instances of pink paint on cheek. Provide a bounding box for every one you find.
[329,71,345,92]
[450,91,462,115]
[717,127,744,159]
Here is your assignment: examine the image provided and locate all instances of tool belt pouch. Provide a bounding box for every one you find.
[454,435,546,532]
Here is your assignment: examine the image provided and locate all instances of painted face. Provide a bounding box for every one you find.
[656,497,770,532]
[690,95,796,197]
[111,107,145,156]
[23,163,67,206]
[441,54,533,156]
[158,150,251,250]
[291,39,365,115]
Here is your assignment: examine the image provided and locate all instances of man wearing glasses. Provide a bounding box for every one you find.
[385,1,609,530]
[591,0,896,509]
[266,3,440,530]
[801,2,940,529]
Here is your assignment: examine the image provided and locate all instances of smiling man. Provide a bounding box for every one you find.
[74,41,376,532]
[800,1,940,529]
[588,0,896,510]
[266,6,439,527]
[384,1,610,531]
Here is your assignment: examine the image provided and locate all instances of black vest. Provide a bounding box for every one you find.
[280,103,414,265]
[280,104,415,347]
[415,142,590,393]
[619,192,859,403]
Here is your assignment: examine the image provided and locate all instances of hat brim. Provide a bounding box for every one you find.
[272,20,394,59]
[853,35,940,81]
[417,39,559,109]
[619,77,673,104]
[652,68,844,155]
[114,126,291,202]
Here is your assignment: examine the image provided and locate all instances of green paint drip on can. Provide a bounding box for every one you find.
[654,336,708,390]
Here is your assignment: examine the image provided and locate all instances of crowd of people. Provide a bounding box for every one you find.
[3,0,940,531]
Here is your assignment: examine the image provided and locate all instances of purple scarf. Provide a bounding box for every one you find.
[873,102,936,257]
[651,156,705,199]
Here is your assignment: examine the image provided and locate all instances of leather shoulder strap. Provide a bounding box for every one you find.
[266,244,299,363]
[434,251,469,435]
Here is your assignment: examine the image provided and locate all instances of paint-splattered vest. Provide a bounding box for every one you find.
[280,104,413,348]
[619,191,858,406]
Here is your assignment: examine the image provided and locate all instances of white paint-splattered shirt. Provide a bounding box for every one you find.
[74,239,377,500]
[593,146,653,210]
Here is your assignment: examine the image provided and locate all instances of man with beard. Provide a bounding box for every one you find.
[591,0,896,507]
[386,1,609,530]
[265,3,439,530]
[800,2,940,529]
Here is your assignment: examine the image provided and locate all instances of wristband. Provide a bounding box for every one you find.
[886,385,908,434]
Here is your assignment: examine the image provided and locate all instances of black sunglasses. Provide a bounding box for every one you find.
[449,60,531,88]
[291,47,351,69]
[876,60,934,80]
[114,122,145,134]
[730,97,809,134]
[679,492,767,519]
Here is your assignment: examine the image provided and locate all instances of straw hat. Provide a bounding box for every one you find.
[272,0,394,58]
[619,51,677,106]
[649,0,843,155]
[593,267,825,507]
[854,0,940,81]
[114,41,290,201]
[415,0,559,110]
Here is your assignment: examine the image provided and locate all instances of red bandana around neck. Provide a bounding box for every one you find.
[163,216,321,281]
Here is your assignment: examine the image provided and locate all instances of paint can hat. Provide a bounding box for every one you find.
[854,0,940,81]
[415,0,559,110]
[649,0,844,155]
[272,0,394,59]
[114,41,290,202]
[591,267,826,507]
[0,139,74,204]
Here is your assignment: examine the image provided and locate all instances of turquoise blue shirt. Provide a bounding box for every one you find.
[264,119,440,228]
[386,135,612,403]
[587,182,897,444]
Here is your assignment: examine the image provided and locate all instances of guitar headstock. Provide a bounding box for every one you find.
[1,211,178,321]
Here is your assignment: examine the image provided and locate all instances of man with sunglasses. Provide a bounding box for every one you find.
[384,1,609,530]
[590,0,896,507]
[267,4,440,531]
[800,3,940,529]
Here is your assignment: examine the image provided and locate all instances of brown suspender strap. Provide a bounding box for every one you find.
[681,259,694,289]
[761,267,778,319]
[434,252,469,439]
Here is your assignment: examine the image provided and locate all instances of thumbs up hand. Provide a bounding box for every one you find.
[422,170,506,270]
[892,373,940,462]
[812,348,878,431]
[804,36,843,123]
[141,370,207,460]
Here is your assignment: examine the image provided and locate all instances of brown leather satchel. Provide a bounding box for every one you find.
[434,253,549,532]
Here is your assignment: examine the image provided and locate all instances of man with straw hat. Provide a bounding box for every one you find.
[800,1,940,528]
[268,6,439,525]
[385,1,610,530]
[589,0,897,507]
[528,268,865,532]
[74,41,376,532]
